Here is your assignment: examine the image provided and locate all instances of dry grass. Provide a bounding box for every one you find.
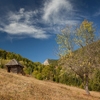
[0,69,100,100]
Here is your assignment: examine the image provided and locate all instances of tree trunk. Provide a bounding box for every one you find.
[85,83,90,95]
[84,74,90,95]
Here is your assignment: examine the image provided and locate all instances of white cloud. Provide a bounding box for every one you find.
[0,0,82,40]
[3,23,47,38]
[0,8,49,39]
[42,0,80,34]
[42,0,77,25]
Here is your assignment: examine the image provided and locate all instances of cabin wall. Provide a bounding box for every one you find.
[11,67,18,73]
[7,66,23,74]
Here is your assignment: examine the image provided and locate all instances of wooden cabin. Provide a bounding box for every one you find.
[5,59,24,74]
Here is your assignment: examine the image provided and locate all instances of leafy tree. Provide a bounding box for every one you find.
[42,65,51,80]
[23,66,31,74]
[36,73,43,80]
[1,50,7,59]
[56,20,100,95]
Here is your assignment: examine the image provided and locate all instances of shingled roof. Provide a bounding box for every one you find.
[5,59,23,67]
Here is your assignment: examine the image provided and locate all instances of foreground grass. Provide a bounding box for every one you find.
[0,69,100,100]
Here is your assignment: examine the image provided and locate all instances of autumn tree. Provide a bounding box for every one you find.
[56,20,100,95]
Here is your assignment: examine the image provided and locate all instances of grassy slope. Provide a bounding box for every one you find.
[0,69,100,100]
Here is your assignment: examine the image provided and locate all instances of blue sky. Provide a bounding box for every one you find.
[0,0,100,63]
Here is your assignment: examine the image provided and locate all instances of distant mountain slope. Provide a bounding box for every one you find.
[0,69,100,100]
[43,59,58,65]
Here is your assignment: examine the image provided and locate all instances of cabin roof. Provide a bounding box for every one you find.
[5,59,23,67]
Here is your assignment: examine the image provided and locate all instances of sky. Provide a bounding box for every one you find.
[0,0,100,63]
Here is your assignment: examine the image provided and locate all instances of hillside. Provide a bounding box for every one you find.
[0,69,100,100]
[0,49,35,67]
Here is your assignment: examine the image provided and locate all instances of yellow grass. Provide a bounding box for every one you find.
[0,69,100,100]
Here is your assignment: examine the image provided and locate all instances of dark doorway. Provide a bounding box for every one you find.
[8,67,11,72]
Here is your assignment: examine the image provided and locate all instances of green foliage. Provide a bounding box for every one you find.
[36,73,43,80]
[89,69,100,91]
[0,64,3,68]
[32,70,38,77]
[23,67,32,75]
[0,49,23,61]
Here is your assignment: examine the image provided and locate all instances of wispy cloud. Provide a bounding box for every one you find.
[42,0,79,25]
[0,0,83,40]
[0,8,49,39]
[43,0,72,21]
[41,0,80,34]
[94,9,100,16]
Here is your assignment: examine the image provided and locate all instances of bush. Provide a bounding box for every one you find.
[89,69,100,91]
[36,73,43,80]
[91,83,100,91]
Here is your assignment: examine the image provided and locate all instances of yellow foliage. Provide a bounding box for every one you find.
[81,20,94,33]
